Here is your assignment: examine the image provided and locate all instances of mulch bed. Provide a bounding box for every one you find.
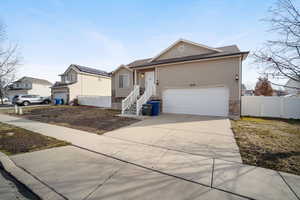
[13,106,139,135]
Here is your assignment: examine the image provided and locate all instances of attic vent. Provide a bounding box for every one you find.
[178,44,185,52]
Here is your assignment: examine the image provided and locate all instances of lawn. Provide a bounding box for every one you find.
[7,105,139,135]
[0,122,69,155]
[231,117,300,175]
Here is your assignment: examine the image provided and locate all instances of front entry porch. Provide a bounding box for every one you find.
[121,68,157,116]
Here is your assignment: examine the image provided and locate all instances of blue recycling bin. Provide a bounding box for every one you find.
[54,98,63,105]
[54,98,60,105]
[147,100,160,116]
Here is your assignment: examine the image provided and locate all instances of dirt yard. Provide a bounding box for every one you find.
[231,117,300,175]
[9,106,139,135]
[0,122,69,155]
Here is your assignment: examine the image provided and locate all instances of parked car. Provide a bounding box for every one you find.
[12,95,51,106]
[0,97,10,103]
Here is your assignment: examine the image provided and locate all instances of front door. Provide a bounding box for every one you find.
[145,71,155,88]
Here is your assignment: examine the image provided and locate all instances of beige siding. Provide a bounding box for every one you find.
[157,57,241,101]
[69,73,111,101]
[112,68,133,98]
[7,90,28,101]
[29,83,52,97]
[156,41,216,61]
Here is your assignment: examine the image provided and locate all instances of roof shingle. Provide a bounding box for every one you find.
[16,77,52,85]
[71,64,111,77]
[126,44,247,68]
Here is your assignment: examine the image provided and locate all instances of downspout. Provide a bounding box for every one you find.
[239,55,243,117]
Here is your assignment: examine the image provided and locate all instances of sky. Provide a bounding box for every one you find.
[0,0,283,89]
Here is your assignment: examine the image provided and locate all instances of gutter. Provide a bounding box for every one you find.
[130,51,249,69]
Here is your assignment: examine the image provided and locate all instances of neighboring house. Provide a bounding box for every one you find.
[243,90,254,96]
[111,39,249,118]
[285,78,300,96]
[273,89,288,96]
[7,77,52,101]
[51,64,111,104]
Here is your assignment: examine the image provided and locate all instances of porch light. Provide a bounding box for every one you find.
[140,73,145,78]
[235,74,239,80]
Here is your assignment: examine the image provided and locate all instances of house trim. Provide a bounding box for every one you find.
[131,53,247,70]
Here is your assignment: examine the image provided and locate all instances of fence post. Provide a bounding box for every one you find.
[280,97,284,118]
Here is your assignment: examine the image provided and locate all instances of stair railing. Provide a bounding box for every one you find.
[121,85,140,115]
[136,83,156,116]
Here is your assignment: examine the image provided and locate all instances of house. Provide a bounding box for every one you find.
[7,76,52,101]
[242,90,254,96]
[285,78,300,96]
[51,64,111,104]
[111,39,249,118]
[241,84,254,96]
[272,89,288,96]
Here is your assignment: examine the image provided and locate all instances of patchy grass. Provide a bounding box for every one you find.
[8,105,139,135]
[231,117,300,175]
[0,122,69,155]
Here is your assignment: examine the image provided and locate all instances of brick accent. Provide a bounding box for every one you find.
[229,99,240,118]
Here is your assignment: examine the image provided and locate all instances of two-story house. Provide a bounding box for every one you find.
[51,64,111,104]
[7,77,52,101]
[285,78,300,96]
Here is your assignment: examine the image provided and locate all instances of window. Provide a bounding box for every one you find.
[119,74,129,88]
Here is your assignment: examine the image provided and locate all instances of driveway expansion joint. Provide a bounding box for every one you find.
[82,165,125,200]
[71,145,251,200]
[211,158,215,188]
[278,171,300,200]
[103,135,243,164]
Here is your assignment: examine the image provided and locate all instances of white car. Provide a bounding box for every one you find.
[12,95,51,106]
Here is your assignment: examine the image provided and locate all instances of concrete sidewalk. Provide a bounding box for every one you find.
[10,146,245,200]
[0,114,299,200]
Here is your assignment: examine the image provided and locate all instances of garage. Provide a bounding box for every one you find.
[162,87,229,117]
[53,92,68,104]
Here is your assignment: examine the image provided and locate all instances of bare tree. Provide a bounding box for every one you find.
[0,21,20,104]
[254,77,274,96]
[253,0,300,88]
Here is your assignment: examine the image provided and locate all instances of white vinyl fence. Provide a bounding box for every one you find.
[241,96,300,119]
[77,95,111,108]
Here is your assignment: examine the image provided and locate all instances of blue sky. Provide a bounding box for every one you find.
[1,0,279,88]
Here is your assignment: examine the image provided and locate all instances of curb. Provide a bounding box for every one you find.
[0,152,66,200]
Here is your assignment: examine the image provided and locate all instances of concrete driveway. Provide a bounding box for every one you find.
[104,114,242,163]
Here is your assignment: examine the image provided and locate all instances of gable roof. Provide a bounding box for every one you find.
[149,39,223,62]
[127,40,248,68]
[65,64,111,77]
[16,76,52,85]
[111,65,133,74]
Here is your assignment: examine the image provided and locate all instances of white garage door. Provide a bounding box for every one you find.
[53,92,68,104]
[162,87,229,117]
